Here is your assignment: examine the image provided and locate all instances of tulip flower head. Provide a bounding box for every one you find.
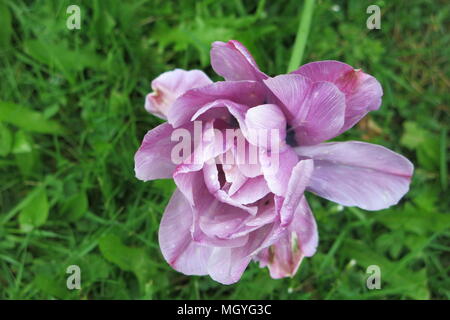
[135,40,413,284]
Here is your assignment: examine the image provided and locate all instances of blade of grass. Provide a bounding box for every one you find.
[440,128,448,190]
[287,0,315,72]
[233,0,246,16]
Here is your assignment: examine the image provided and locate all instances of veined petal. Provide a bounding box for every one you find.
[292,61,383,133]
[175,169,250,248]
[210,40,268,81]
[197,191,277,243]
[168,81,265,127]
[207,223,273,284]
[145,69,212,119]
[191,99,248,129]
[296,141,414,210]
[264,74,345,145]
[290,197,318,257]
[264,74,312,118]
[158,190,213,275]
[279,159,314,226]
[207,247,252,285]
[135,122,188,181]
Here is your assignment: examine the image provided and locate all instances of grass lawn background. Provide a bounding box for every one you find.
[0,0,448,299]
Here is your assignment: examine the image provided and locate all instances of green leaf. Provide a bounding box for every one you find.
[61,191,88,221]
[0,101,65,135]
[33,273,71,299]
[19,187,49,232]
[342,240,430,299]
[401,121,439,170]
[23,39,103,75]
[98,234,153,288]
[376,203,450,235]
[12,130,37,176]
[12,130,33,154]
[32,261,74,299]
[400,122,428,149]
[417,138,440,170]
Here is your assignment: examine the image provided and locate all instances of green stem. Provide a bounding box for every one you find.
[287,0,315,72]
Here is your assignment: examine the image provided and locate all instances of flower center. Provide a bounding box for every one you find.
[285,125,298,147]
[228,115,239,128]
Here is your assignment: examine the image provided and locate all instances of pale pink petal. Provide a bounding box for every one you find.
[264,74,346,145]
[260,147,300,196]
[255,197,318,279]
[145,69,212,119]
[290,197,318,257]
[218,194,279,241]
[191,99,248,128]
[293,61,383,133]
[158,190,213,275]
[175,169,250,248]
[233,139,262,178]
[279,159,314,226]
[207,247,252,285]
[245,104,286,149]
[172,163,203,205]
[190,120,233,166]
[296,141,414,210]
[198,199,252,239]
[202,162,257,215]
[225,165,247,193]
[168,81,265,127]
[210,40,268,81]
[207,224,274,284]
[229,175,271,205]
[135,122,189,181]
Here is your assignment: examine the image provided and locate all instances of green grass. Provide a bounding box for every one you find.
[0,0,448,299]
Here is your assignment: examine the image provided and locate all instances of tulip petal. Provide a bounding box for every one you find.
[229,140,262,178]
[264,74,345,146]
[260,147,299,196]
[290,197,318,257]
[168,81,265,127]
[296,141,414,210]
[292,61,383,133]
[135,122,187,181]
[158,189,213,275]
[229,175,271,205]
[255,197,318,279]
[210,40,268,81]
[207,247,252,285]
[202,162,257,215]
[175,169,251,248]
[245,104,286,149]
[279,159,314,226]
[146,69,212,119]
[197,192,277,243]
[207,224,273,284]
[191,99,248,129]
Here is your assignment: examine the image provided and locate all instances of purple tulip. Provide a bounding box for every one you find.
[135,40,413,284]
